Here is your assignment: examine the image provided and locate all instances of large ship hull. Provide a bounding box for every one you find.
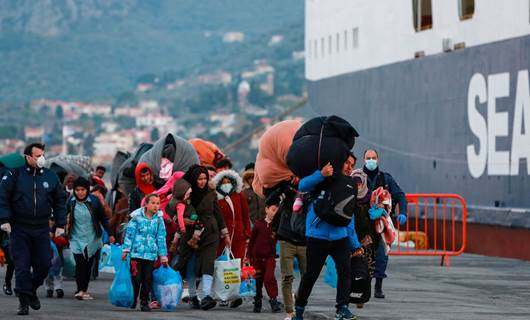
[308,34,530,210]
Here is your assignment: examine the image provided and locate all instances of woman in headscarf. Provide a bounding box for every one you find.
[176,165,230,311]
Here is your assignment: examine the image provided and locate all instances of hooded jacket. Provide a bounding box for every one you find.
[242,169,265,224]
[0,163,67,228]
[128,163,162,214]
[122,208,167,261]
[212,170,251,241]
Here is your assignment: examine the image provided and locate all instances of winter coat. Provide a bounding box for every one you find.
[0,164,67,228]
[253,120,301,197]
[212,170,251,241]
[270,182,306,246]
[66,194,111,239]
[248,219,276,259]
[122,208,167,261]
[299,170,361,250]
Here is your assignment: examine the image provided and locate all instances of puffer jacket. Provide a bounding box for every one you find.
[299,169,361,251]
[0,164,67,227]
[122,208,167,261]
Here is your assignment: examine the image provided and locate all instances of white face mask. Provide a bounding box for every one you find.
[36,156,46,168]
[220,183,233,194]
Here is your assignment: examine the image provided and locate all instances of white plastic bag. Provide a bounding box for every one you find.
[212,247,241,301]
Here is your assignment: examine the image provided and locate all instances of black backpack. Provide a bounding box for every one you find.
[313,175,357,227]
[349,256,371,304]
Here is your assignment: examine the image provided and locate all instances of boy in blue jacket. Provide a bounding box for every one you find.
[293,154,363,320]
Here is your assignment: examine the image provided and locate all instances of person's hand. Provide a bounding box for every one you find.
[397,214,407,226]
[55,227,65,238]
[321,162,333,177]
[224,236,231,248]
[121,251,128,261]
[368,206,384,220]
[351,247,364,257]
[0,223,11,234]
[160,256,169,266]
[108,236,116,244]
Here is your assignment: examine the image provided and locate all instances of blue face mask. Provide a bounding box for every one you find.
[220,183,233,194]
[365,159,378,171]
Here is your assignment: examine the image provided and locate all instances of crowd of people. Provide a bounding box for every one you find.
[0,118,407,320]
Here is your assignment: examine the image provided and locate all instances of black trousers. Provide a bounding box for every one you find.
[295,237,352,309]
[73,250,95,292]
[131,259,154,306]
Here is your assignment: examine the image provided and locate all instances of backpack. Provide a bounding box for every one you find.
[349,256,371,304]
[313,175,358,227]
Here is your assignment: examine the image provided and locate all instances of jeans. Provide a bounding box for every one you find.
[295,237,351,309]
[374,239,388,279]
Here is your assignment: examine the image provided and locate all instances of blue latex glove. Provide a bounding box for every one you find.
[397,214,407,225]
[368,206,384,220]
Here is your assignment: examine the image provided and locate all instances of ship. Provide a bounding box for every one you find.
[305,0,530,260]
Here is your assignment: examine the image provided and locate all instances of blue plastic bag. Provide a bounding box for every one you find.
[49,241,62,277]
[62,248,76,278]
[240,278,256,298]
[153,266,183,311]
[98,244,113,272]
[108,258,134,308]
[110,244,123,268]
[324,256,337,288]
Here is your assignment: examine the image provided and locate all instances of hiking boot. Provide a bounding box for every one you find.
[56,289,64,299]
[374,278,385,299]
[253,297,262,313]
[4,282,13,295]
[46,289,54,298]
[292,306,304,320]
[229,298,243,308]
[200,295,217,310]
[270,298,283,313]
[28,292,41,310]
[190,296,200,309]
[335,305,357,320]
[17,294,30,316]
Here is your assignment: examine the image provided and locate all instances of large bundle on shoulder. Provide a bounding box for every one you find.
[252,120,302,198]
[47,155,93,182]
[189,138,225,167]
[286,115,359,179]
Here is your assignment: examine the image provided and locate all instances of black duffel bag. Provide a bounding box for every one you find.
[349,255,371,305]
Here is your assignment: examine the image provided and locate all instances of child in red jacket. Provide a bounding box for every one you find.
[248,194,283,313]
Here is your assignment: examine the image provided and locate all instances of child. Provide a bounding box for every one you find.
[122,193,168,312]
[248,194,284,313]
[1,229,14,296]
[166,179,204,250]
[45,217,64,298]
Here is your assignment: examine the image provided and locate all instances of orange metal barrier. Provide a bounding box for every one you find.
[389,194,467,267]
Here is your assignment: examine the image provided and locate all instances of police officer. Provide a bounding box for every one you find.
[0,143,67,315]
[362,149,407,299]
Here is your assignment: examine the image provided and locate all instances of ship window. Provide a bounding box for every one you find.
[321,37,325,57]
[459,0,474,20]
[336,33,340,53]
[307,41,312,59]
[328,35,332,55]
[352,27,359,48]
[314,40,318,58]
[344,30,348,50]
[412,0,433,31]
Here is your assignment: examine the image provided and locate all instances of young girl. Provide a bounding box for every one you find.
[122,193,168,312]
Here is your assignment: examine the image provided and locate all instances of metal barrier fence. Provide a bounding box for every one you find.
[389,194,467,267]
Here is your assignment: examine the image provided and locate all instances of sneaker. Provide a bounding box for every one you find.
[200,295,217,310]
[292,306,304,320]
[56,289,64,299]
[46,289,54,298]
[270,298,283,313]
[181,295,190,303]
[335,305,357,320]
[219,300,229,307]
[229,298,243,308]
[28,293,41,310]
[3,282,13,296]
[253,298,262,313]
[190,296,200,310]
[149,301,161,309]
[140,305,151,312]
[17,294,30,316]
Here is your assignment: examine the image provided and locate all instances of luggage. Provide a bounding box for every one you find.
[153,266,184,311]
[349,256,371,304]
[287,116,359,179]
